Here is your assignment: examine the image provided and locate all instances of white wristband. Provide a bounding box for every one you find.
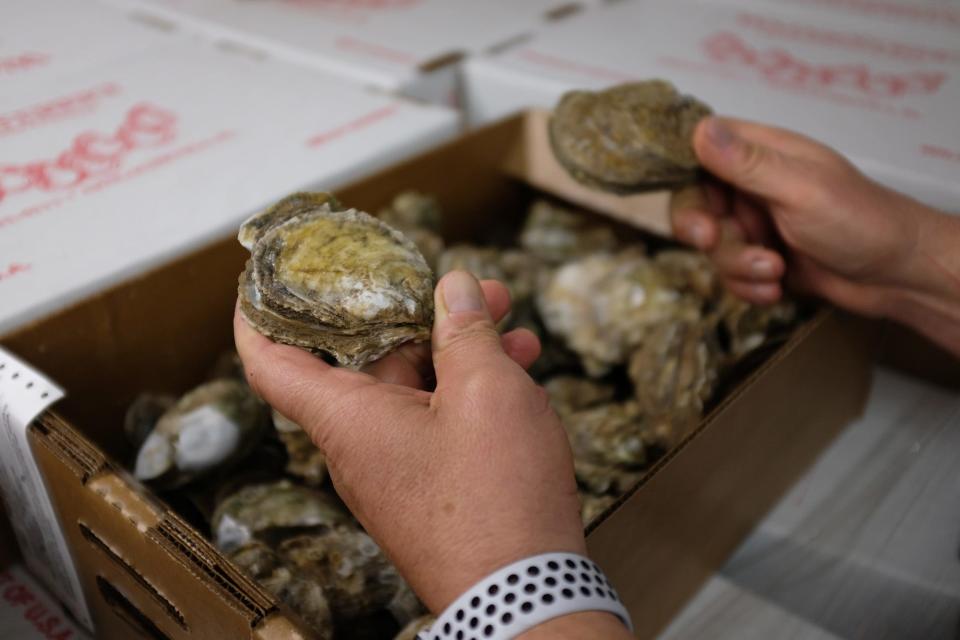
[418,552,632,640]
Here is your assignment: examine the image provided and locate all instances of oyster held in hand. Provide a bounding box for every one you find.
[550,80,712,193]
[133,379,267,490]
[238,192,434,368]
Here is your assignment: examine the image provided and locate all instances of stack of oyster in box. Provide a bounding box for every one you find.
[126,188,795,639]
[123,81,797,639]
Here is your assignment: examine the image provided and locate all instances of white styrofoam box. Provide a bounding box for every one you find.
[95,0,592,106]
[0,0,172,87]
[706,0,960,48]
[463,1,960,213]
[0,40,458,333]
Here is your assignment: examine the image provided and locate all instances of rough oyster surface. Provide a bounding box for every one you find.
[229,541,333,640]
[212,480,349,552]
[395,615,436,640]
[520,199,618,265]
[550,80,712,193]
[238,192,434,368]
[273,409,327,487]
[279,526,402,620]
[133,379,267,490]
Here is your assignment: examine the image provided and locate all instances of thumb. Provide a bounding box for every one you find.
[694,116,797,205]
[431,270,512,384]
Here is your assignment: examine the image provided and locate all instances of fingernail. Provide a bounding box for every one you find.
[750,258,776,278]
[442,271,484,313]
[688,221,710,249]
[706,117,737,150]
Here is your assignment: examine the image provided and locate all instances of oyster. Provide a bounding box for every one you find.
[544,376,616,417]
[279,526,402,620]
[212,480,350,552]
[538,249,701,376]
[123,393,175,450]
[133,379,267,489]
[654,250,720,302]
[395,615,436,640]
[550,80,712,193]
[564,401,646,468]
[720,294,797,361]
[519,199,618,264]
[574,457,644,495]
[628,320,719,420]
[579,492,617,526]
[387,579,427,629]
[273,409,327,487]
[229,541,333,640]
[238,192,435,368]
[436,244,505,282]
[378,190,442,232]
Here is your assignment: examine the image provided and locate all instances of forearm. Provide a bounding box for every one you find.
[518,611,634,639]
[884,204,960,357]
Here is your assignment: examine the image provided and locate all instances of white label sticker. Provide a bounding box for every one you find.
[0,347,92,631]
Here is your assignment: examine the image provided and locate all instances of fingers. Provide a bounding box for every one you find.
[707,217,786,305]
[234,306,402,452]
[694,116,809,206]
[670,184,721,251]
[432,271,515,385]
[501,328,542,371]
[361,279,513,388]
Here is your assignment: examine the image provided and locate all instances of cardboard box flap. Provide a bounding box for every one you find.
[28,414,315,639]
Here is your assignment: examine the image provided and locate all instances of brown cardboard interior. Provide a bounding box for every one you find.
[0,112,876,638]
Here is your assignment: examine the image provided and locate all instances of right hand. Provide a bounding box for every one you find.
[670,116,939,319]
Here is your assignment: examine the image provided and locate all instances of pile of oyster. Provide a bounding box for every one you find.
[125,188,795,639]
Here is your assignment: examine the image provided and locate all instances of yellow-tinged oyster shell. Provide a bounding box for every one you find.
[520,199,619,264]
[238,192,435,368]
[550,80,712,193]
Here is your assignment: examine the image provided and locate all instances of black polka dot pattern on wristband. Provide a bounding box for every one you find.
[418,553,630,640]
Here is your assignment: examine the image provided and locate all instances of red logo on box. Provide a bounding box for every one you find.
[0,104,176,204]
[703,31,947,98]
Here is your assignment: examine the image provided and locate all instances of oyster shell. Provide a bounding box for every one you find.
[238,192,435,368]
[229,541,333,640]
[564,401,646,468]
[387,579,427,628]
[133,379,267,490]
[377,191,445,271]
[538,249,701,376]
[212,480,349,552]
[395,615,436,640]
[628,320,719,420]
[574,457,644,495]
[377,190,442,233]
[579,492,617,526]
[123,393,175,450]
[654,250,720,302]
[550,80,712,193]
[273,409,327,487]
[544,376,616,417]
[519,199,618,264]
[436,244,505,282]
[279,526,402,620]
[720,294,798,361]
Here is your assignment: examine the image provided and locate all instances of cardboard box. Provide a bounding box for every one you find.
[0,0,172,89]
[0,29,458,335]
[0,112,876,638]
[96,0,596,107]
[707,0,960,47]
[462,1,960,214]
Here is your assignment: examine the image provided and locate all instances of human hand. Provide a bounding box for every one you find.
[234,272,585,613]
[671,116,960,356]
[671,116,933,315]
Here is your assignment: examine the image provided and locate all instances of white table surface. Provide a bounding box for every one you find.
[660,366,960,639]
